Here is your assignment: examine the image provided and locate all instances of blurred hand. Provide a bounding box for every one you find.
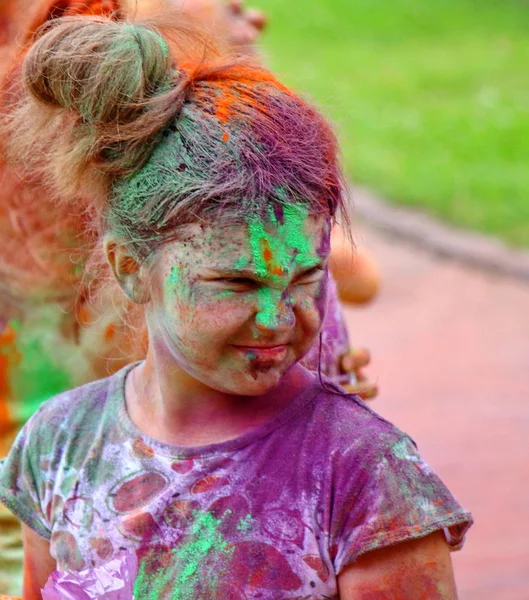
[340,348,378,400]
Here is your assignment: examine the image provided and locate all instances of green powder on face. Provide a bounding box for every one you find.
[133,510,234,600]
[246,204,319,283]
[255,287,282,330]
[281,204,316,269]
[165,263,194,306]
[247,218,271,280]
[245,204,320,329]
[215,290,236,299]
[234,256,248,269]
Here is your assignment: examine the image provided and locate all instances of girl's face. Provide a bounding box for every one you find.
[146,206,331,395]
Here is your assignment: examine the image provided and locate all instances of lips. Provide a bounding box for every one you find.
[232,344,288,360]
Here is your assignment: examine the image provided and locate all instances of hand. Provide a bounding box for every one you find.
[340,348,378,400]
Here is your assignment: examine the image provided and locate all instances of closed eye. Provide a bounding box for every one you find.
[296,266,325,284]
[208,277,257,290]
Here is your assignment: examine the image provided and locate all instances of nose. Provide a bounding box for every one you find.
[255,290,295,333]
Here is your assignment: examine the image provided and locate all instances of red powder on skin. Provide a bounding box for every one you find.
[260,238,283,277]
[262,239,273,264]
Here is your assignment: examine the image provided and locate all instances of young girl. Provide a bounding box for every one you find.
[0,2,373,593]
[0,12,470,599]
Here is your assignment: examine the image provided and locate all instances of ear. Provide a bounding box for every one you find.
[104,238,150,304]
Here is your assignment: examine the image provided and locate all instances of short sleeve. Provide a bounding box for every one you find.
[0,415,52,540]
[331,434,473,574]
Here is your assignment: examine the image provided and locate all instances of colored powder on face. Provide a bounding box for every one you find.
[246,204,321,329]
[246,204,319,283]
[280,204,316,269]
[247,218,271,280]
[255,287,283,330]
[215,290,236,299]
[133,510,234,600]
[165,263,193,305]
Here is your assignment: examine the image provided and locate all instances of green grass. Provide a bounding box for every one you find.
[254,0,529,247]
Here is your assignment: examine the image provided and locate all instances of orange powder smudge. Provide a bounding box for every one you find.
[104,322,116,342]
[260,238,283,278]
[262,239,273,264]
[0,323,20,456]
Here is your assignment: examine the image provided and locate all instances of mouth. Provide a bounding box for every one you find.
[231,344,288,360]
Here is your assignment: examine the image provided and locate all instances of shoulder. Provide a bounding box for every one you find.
[28,370,117,429]
[16,366,128,462]
[0,367,130,539]
[307,379,411,461]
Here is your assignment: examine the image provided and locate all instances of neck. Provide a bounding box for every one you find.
[125,344,313,447]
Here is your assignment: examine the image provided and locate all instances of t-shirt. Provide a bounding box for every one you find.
[0,364,472,599]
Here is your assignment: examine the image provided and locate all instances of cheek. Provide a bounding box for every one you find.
[170,293,252,341]
[306,276,329,316]
[295,280,328,332]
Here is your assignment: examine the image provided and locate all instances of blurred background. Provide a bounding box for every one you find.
[253,1,529,598]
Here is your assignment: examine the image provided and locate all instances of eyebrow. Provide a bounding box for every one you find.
[204,260,325,279]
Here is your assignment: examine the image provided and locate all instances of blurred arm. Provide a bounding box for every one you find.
[22,524,55,600]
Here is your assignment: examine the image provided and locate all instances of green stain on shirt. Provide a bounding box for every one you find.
[133,509,234,600]
[392,439,412,461]
[236,513,253,532]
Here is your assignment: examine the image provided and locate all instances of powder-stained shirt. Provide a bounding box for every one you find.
[0,364,471,599]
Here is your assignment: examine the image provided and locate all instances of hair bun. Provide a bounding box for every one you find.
[6,14,203,198]
[24,16,172,125]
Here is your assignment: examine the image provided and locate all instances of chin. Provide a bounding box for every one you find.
[224,367,287,396]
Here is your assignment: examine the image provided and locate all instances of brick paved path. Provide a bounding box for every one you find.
[343,224,529,600]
